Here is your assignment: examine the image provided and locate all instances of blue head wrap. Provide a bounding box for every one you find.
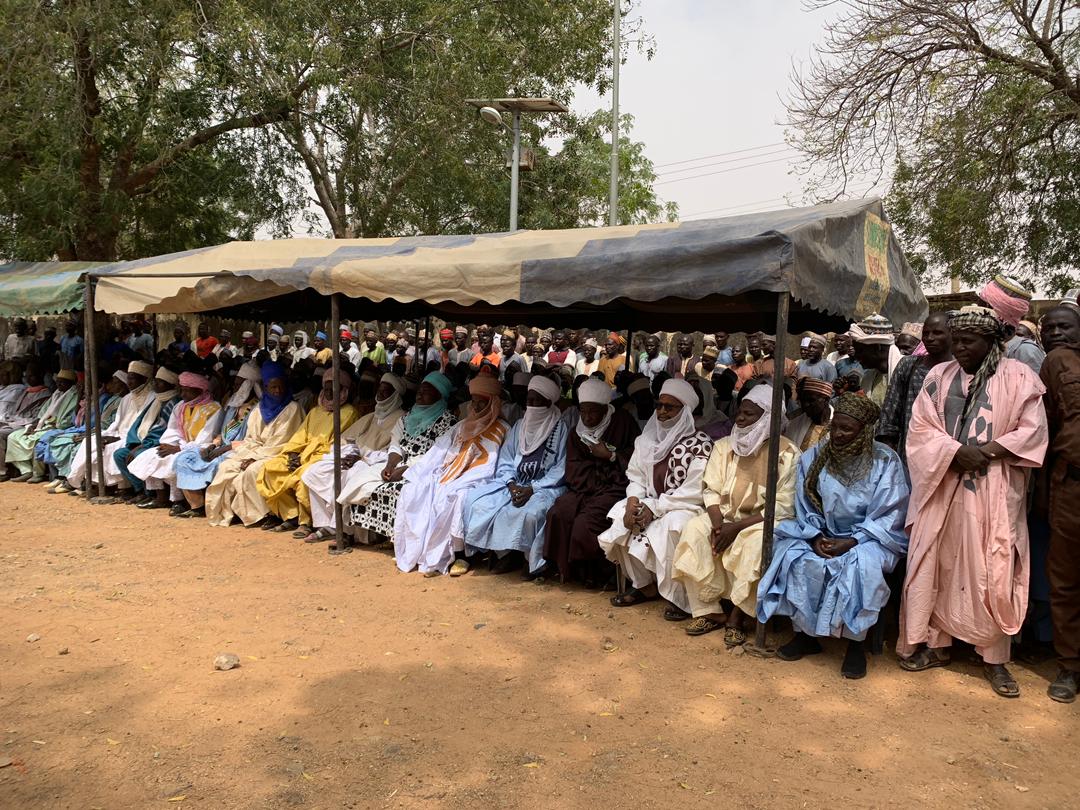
[259,361,293,424]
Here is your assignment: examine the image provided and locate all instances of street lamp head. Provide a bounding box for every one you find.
[478,106,506,127]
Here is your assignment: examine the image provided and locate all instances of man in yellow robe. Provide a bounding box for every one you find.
[255,369,358,532]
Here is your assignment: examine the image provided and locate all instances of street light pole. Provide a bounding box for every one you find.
[510,109,521,232]
[466,97,568,233]
[609,0,620,227]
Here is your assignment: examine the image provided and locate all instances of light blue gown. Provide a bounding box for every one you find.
[174,404,252,490]
[756,442,909,641]
[463,419,568,573]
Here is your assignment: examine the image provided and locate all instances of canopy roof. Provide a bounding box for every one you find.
[0,261,110,317]
[92,198,927,331]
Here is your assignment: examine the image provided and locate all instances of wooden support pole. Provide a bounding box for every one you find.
[753,292,790,651]
[81,279,94,500]
[329,293,346,554]
[85,278,106,498]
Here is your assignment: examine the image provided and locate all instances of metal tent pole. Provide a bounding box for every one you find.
[85,279,106,499]
[81,280,94,500]
[752,292,790,652]
[329,293,346,554]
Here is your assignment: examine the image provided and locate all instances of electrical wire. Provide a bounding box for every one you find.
[653,141,788,169]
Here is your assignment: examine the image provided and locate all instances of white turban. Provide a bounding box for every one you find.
[578,378,612,405]
[127,360,153,378]
[155,367,179,385]
[730,383,784,457]
[660,378,699,411]
[112,370,129,386]
[528,374,561,404]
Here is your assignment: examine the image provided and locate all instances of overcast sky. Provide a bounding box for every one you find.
[571,1,885,221]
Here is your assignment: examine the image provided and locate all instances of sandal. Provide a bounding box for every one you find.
[268,519,298,533]
[685,617,723,636]
[303,528,333,544]
[449,559,471,577]
[610,588,659,608]
[898,647,951,672]
[723,627,747,647]
[292,524,314,539]
[663,605,691,622]
[984,664,1020,698]
[175,507,205,519]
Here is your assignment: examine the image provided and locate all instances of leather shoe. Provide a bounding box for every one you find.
[1048,668,1079,704]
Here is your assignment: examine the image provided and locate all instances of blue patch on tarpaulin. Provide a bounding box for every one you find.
[518,218,790,307]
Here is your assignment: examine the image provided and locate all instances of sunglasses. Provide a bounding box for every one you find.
[654,400,683,413]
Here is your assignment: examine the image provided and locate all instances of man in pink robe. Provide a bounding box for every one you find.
[898,305,1048,698]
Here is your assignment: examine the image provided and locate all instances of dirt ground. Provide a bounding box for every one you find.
[1,484,1077,809]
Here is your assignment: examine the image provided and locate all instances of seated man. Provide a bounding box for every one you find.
[784,376,834,452]
[111,367,180,504]
[393,375,508,576]
[128,372,221,512]
[544,378,640,587]
[205,363,304,527]
[0,362,28,422]
[255,369,359,532]
[674,384,799,646]
[45,371,128,493]
[4,369,80,482]
[600,379,713,620]
[298,373,405,546]
[0,367,53,480]
[171,362,262,517]
[65,361,154,495]
[757,394,910,680]
[344,372,458,546]
[463,374,568,578]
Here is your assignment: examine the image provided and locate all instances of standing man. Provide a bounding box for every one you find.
[194,322,218,359]
[499,330,527,382]
[340,330,362,367]
[978,274,1045,374]
[851,315,894,406]
[2,318,36,362]
[693,346,719,382]
[877,312,952,463]
[545,331,577,368]
[899,306,1047,698]
[127,320,154,361]
[638,334,668,381]
[215,329,235,359]
[827,332,861,378]
[666,334,698,379]
[1039,305,1080,702]
[795,333,836,382]
[167,324,189,356]
[598,333,629,386]
[58,320,84,372]
[712,332,734,366]
[360,328,387,369]
[449,326,474,369]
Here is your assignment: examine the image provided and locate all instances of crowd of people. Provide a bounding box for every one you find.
[1,278,1078,703]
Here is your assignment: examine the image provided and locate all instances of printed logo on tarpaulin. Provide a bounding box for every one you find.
[856,212,891,317]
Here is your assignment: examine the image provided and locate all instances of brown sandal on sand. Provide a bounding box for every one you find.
[898,647,951,672]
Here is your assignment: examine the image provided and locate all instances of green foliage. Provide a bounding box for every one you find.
[789,1,1080,295]
[0,0,664,261]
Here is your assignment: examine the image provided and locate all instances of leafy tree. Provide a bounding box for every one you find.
[0,0,317,261]
[0,0,667,261]
[787,1,1079,294]
[277,1,660,238]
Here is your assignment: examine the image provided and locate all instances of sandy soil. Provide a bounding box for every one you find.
[0,483,1076,809]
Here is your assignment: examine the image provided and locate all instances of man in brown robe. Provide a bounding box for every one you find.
[1040,305,1080,703]
[543,378,639,586]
